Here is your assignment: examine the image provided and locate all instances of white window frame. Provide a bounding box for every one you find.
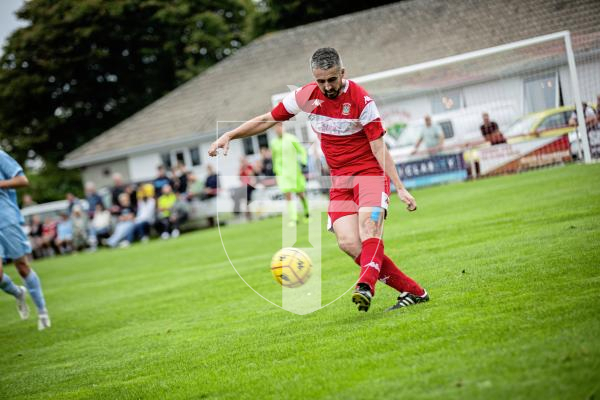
[163,145,202,169]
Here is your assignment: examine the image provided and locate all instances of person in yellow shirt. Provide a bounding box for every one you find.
[156,184,178,239]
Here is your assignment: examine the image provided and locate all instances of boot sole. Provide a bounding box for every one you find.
[352,292,371,312]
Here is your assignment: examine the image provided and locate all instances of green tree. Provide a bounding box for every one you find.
[252,0,401,37]
[0,0,254,202]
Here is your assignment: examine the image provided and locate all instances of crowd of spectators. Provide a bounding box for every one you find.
[231,148,278,220]
[23,162,221,258]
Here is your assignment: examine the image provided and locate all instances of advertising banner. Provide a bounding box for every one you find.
[396,153,468,189]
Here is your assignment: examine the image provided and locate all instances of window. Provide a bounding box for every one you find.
[175,151,185,165]
[438,120,454,139]
[524,73,557,114]
[243,137,255,155]
[537,112,568,132]
[257,133,269,149]
[189,147,201,166]
[161,152,172,169]
[431,90,463,114]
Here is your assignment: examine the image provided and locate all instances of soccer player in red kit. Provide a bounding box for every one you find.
[209,48,428,312]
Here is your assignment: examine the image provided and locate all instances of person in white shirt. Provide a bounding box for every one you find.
[569,102,597,131]
[411,115,444,156]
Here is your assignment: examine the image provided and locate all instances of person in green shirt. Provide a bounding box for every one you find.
[270,123,309,225]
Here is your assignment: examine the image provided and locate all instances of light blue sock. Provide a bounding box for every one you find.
[24,269,46,311]
[0,273,22,297]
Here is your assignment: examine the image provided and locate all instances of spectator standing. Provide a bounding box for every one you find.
[411,115,444,156]
[232,157,256,220]
[480,112,507,145]
[84,182,104,218]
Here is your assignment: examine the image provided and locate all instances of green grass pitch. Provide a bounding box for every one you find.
[1,164,599,399]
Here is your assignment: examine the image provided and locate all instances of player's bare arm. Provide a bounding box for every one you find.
[369,137,417,211]
[208,112,277,156]
[0,174,29,189]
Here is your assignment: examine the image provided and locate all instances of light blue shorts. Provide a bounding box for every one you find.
[0,224,32,260]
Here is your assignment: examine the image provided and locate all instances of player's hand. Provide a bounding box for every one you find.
[208,133,231,157]
[397,187,417,212]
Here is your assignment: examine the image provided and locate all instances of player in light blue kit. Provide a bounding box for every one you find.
[0,150,50,330]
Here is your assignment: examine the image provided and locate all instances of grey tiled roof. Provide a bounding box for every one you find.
[63,0,600,166]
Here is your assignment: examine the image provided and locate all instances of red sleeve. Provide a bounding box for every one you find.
[353,82,385,141]
[270,102,294,122]
[363,119,386,141]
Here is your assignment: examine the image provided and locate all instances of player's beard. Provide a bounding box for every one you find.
[324,87,341,99]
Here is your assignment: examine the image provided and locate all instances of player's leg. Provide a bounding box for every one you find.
[0,231,30,320]
[15,256,50,329]
[356,209,428,311]
[350,249,426,298]
[296,191,309,221]
[334,214,370,312]
[356,206,386,294]
[334,207,425,297]
[283,192,297,225]
[295,171,309,221]
[332,212,376,312]
[1,259,29,320]
[332,214,361,259]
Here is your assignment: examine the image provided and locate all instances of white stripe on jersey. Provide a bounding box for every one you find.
[359,101,381,125]
[282,89,301,115]
[307,114,363,136]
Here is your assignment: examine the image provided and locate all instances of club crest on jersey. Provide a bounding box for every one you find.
[342,103,351,115]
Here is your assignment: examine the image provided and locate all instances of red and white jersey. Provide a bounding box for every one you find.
[270,80,385,176]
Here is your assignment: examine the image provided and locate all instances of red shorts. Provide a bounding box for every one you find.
[327,173,390,231]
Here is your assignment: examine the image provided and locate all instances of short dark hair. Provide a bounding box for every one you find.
[310,48,342,71]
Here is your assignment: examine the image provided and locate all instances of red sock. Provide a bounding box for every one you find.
[380,255,425,296]
[354,252,425,296]
[358,238,384,295]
